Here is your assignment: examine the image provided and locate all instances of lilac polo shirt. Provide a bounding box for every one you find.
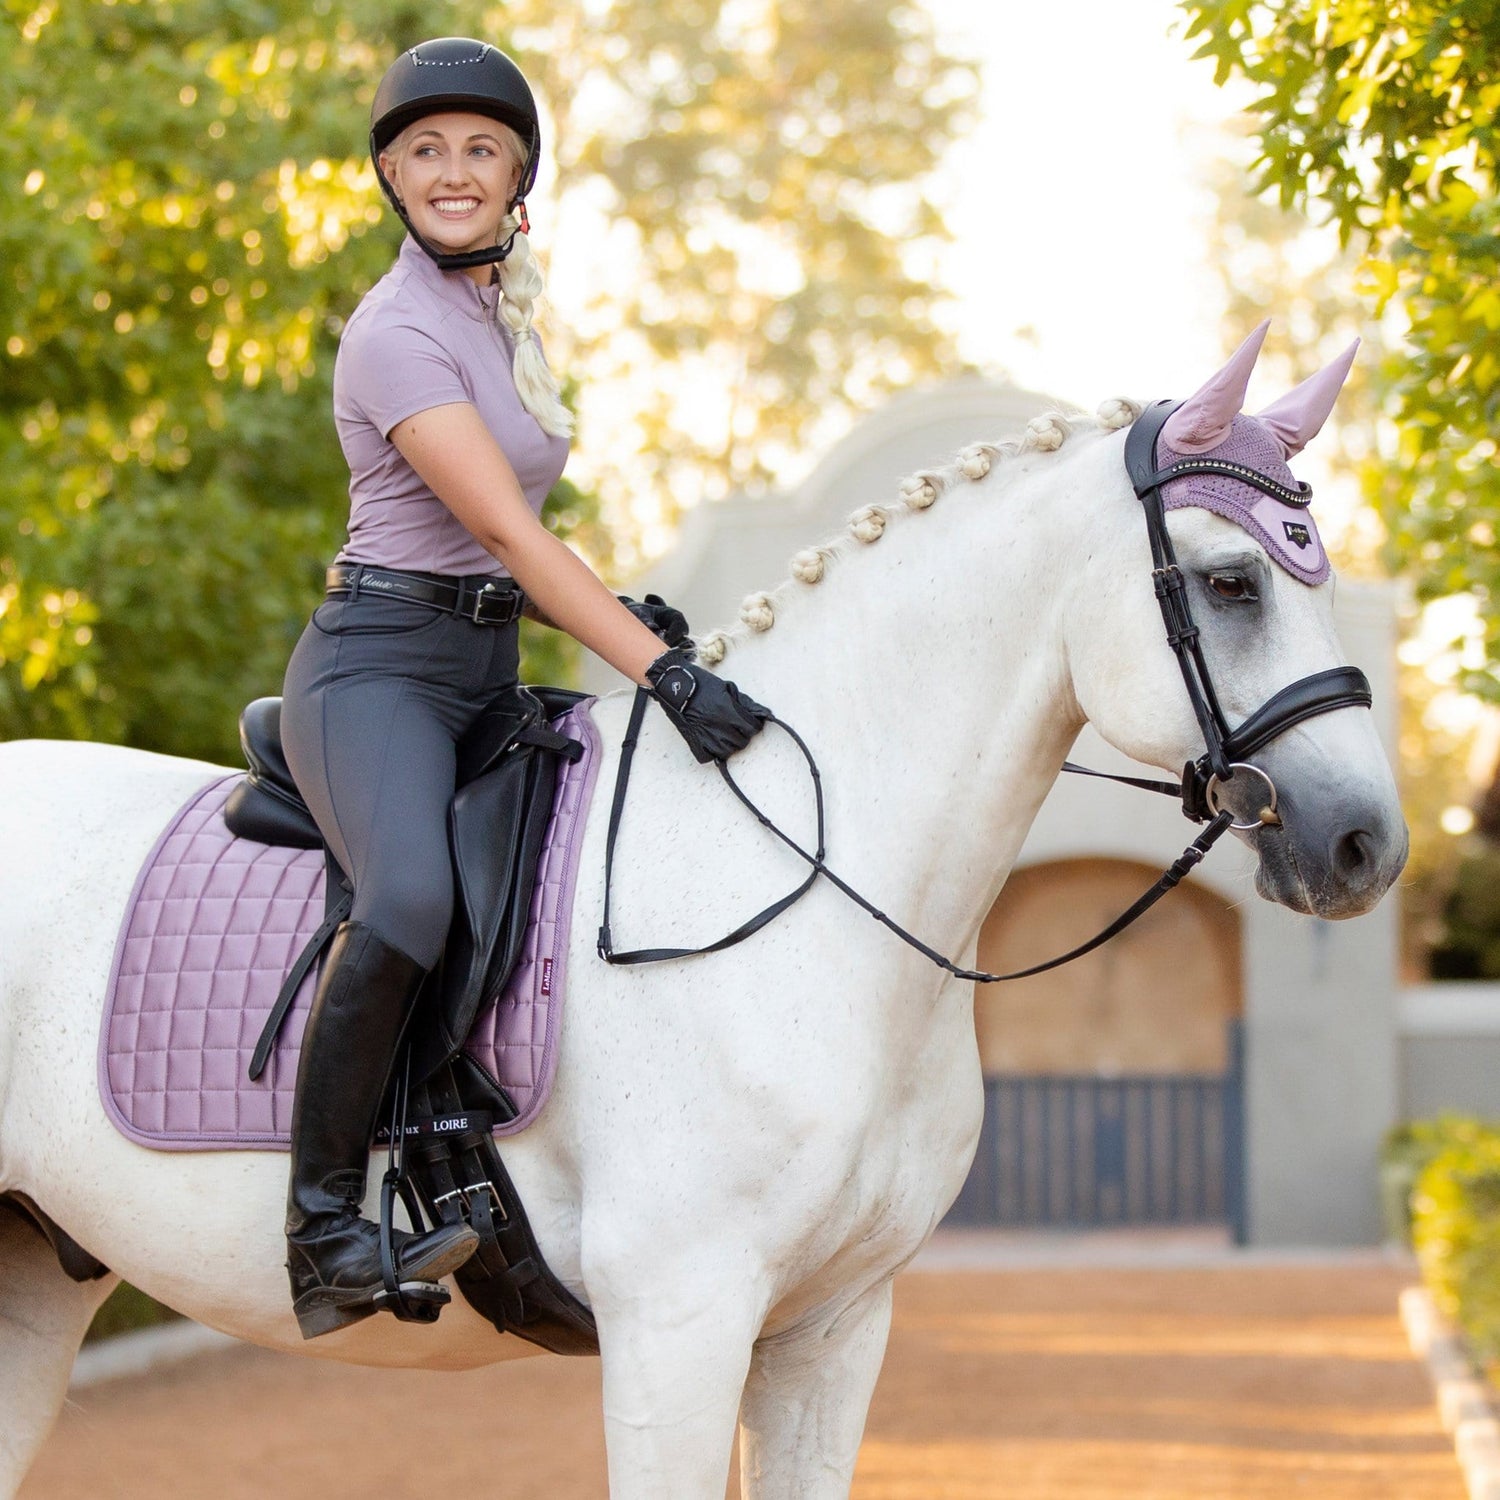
[332,237,570,579]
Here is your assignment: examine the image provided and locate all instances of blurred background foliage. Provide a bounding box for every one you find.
[1,0,974,763]
[1184,0,1500,703]
[1183,0,1500,973]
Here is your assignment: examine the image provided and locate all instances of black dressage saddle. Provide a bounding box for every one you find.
[222,682,599,1355]
[224,683,585,1101]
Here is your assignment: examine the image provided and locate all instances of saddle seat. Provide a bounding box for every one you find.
[223,684,585,1093]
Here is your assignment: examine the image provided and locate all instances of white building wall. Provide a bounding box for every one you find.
[1399,984,1500,1120]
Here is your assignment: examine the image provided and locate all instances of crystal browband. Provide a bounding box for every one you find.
[1147,458,1313,509]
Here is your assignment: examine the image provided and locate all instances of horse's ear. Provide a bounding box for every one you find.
[1255,339,1360,458]
[1160,320,1270,454]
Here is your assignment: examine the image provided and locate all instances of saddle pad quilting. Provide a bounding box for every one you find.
[99,702,601,1150]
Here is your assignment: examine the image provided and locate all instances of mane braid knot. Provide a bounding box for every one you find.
[696,405,1131,660]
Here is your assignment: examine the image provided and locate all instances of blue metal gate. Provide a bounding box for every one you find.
[947,1022,1245,1240]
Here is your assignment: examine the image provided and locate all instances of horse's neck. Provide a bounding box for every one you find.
[721,454,1092,954]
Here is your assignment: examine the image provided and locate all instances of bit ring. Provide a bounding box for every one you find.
[1205,762,1280,831]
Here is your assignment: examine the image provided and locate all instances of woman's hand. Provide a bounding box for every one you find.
[619,594,692,650]
[645,648,770,763]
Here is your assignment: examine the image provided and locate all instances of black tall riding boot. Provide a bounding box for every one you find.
[285,921,478,1340]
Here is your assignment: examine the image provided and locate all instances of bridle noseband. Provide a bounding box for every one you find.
[598,403,1377,983]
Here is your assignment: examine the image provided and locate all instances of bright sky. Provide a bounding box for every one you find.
[923,0,1250,406]
[549,0,1259,529]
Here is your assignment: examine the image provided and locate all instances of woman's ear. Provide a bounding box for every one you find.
[378,148,402,204]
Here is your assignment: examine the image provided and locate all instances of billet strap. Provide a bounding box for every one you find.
[247,886,353,1081]
[596,688,824,965]
[516,722,584,762]
[598,686,1236,984]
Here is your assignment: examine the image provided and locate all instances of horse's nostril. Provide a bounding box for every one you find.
[1333,828,1375,882]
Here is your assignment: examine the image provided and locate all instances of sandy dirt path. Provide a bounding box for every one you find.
[21,1259,1462,1499]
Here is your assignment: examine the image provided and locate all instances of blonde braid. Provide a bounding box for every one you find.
[493,211,574,439]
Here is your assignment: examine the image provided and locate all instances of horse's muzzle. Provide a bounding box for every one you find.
[1250,789,1408,918]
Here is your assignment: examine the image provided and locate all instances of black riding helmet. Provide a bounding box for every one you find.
[369,37,541,272]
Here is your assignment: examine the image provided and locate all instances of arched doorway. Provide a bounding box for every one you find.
[950,858,1245,1233]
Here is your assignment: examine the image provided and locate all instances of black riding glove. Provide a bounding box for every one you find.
[620,593,693,651]
[645,648,771,764]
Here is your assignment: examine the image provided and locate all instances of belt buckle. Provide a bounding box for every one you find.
[467,581,497,623]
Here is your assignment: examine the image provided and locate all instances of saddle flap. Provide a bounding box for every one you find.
[412,742,566,1080]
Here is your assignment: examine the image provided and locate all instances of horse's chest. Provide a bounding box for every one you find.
[806,1018,984,1244]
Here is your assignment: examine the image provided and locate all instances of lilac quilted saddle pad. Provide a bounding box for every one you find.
[100,701,601,1151]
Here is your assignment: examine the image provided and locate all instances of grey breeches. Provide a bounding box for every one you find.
[280,591,521,970]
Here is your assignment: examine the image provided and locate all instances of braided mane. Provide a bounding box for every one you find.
[695,398,1143,665]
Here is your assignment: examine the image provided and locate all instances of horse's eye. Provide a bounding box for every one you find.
[1207,573,1257,602]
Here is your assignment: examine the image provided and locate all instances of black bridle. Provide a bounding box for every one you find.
[597,401,1374,983]
[1123,399,1372,827]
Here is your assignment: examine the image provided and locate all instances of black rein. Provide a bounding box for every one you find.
[598,400,1374,983]
[596,681,1236,982]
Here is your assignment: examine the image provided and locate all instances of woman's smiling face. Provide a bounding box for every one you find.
[380,112,522,257]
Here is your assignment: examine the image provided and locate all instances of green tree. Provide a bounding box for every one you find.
[2,0,975,761]
[1196,126,1470,969]
[1180,0,1500,703]
[524,0,979,531]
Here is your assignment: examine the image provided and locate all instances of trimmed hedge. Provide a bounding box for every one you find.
[1406,1118,1500,1370]
[1383,1116,1495,1247]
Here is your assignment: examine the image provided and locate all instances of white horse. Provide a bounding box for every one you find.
[0,344,1405,1496]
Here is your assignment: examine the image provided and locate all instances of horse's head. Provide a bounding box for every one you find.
[1065,324,1407,919]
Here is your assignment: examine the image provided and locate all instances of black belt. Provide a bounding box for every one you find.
[326,565,525,626]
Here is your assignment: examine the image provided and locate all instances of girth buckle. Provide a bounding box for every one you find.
[435,1179,507,1221]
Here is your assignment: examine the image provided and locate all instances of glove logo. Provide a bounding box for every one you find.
[655,665,696,708]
